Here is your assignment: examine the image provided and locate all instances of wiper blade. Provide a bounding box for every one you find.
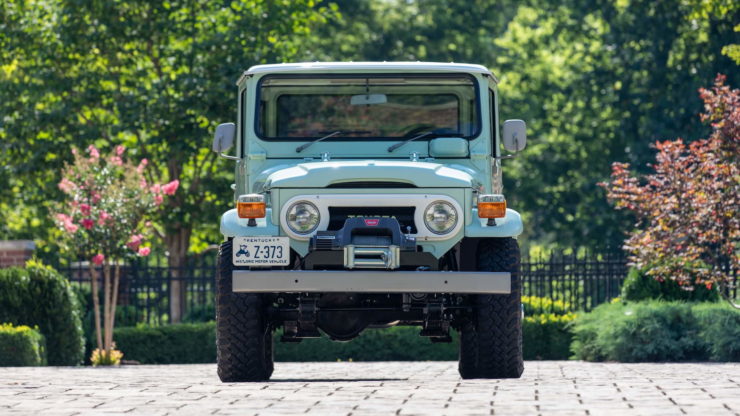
[296,131,342,153]
[387,131,434,153]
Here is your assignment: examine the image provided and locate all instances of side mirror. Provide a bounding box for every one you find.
[213,122,238,160]
[502,119,527,152]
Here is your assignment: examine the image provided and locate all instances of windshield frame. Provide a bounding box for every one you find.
[253,73,482,142]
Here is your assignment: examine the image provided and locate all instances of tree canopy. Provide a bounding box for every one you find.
[1,0,738,259]
[308,0,739,249]
[1,0,335,261]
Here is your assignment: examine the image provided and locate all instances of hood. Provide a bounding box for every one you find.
[264,160,475,189]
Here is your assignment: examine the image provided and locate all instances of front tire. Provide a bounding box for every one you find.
[458,238,524,379]
[216,240,274,382]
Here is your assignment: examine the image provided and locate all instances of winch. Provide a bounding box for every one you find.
[309,217,416,269]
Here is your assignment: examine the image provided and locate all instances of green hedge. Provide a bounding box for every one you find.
[523,313,576,360]
[0,261,85,365]
[622,267,719,302]
[182,302,215,323]
[522,296,573,315]
[114,323,456,363]
[114,322,216,364]
[0,323,46,366]
[693,303,740,361]
[275,326,458,361]
[572,301,740,362]
[114,313,575,364]
[280,317,576,361]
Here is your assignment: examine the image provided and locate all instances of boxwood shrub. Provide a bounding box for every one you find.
[523,313,576,360]
[114,322,217,364]
[275,326,458,362]
[0,323,46,366]
[571,301,739,362]
[114,310,576,364]
[0,261,85,365]
[278,316,576,362]
[693,303,740,361]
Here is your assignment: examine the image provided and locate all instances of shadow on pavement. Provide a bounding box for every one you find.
[267,378,406,383]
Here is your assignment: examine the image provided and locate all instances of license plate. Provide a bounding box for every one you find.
[232,236,290,266]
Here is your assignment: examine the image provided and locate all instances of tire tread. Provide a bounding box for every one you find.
[458,238,523,379]
[216,241,273,382]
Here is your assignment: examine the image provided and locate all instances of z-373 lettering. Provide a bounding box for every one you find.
[253,245,283,259]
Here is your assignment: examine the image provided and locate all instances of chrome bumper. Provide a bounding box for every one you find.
[232,270,511,294]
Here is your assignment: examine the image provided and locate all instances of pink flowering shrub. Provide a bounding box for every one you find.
[54,145,178,261]
[53,144,179,364]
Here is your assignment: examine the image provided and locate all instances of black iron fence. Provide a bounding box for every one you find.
[63,251,740,325]
[62,254,217,326]
[521,250,628,313]
[61,249,637,324]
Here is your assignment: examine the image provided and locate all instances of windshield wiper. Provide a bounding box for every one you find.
[296,131,342,153]
[387,131,434,153]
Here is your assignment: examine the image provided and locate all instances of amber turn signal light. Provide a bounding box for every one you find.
[478,194,507,218]
[236,194,266,219]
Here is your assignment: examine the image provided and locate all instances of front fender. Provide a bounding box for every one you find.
[464,208,523,238]
[220,208,279,238]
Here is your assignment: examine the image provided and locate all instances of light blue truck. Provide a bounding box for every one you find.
[212,62,527,381]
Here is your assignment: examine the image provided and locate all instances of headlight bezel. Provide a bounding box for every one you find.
[285,200,321,234]
[423,200,458,235]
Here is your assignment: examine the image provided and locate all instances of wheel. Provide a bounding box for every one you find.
[216,240,274,382]
[458,238,523,379]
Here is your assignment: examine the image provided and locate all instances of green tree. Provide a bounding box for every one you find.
[312,0,738,250]
[3,0,739,263]
[309,0,520,62]
[1,0,335,320]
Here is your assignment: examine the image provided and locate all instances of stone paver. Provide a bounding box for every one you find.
[1,361,739,415]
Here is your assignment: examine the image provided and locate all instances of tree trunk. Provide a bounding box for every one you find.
[109,263,121,345]
[89,263,103,352]
[165,227,191,323]
[103,261,112,352]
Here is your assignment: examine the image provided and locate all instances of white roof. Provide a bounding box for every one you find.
[245,62,494,77]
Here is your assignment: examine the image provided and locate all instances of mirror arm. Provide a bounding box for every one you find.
[494,154,516,160]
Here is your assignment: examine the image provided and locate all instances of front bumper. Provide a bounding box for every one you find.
[232,270,511,294]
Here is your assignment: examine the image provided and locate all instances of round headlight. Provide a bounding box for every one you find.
[286,201,320,234]
[423,201,458,234]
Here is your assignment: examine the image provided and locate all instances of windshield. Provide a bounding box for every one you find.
[257,75,480,139]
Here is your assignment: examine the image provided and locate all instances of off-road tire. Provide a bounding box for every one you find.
[458,238,523,379]
[216,240,274,382]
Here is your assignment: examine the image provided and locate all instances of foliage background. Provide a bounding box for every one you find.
[0,261,85,365]
[1,0,738,259]
[571,301,740,362]
[110,316,577,364]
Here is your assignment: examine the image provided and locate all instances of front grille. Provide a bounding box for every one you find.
[327,206,417,233]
